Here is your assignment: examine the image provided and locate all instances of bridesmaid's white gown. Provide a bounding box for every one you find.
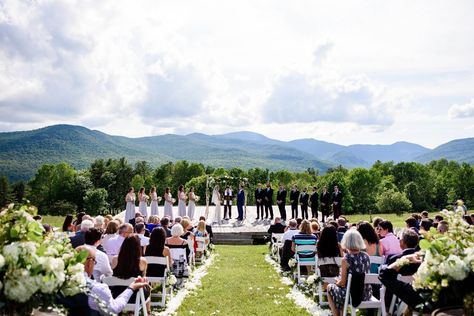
[150,192,159,216]
[178,192,187,217]
[138,195,148,219]
[164,193,173,218]
[187,193,196,220]
[125,195,136,224]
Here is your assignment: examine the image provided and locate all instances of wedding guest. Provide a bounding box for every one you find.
[336,218,348,242]
[405,217,419,234]
[419,219,433,235]
[149,186,159,217]
[129,211,142,227]
[255,183,264,220]
[280,219,298,271]
[84,228,113,280]
[164,187,174,219]
[101,220,119,253]
[147,215,160,232]
[94,216,105,230]
[276,184,287,221]
[310,221,320,238]
[268,217,286,234]
[70,219,94,249]
[180,218,194,262]
[194,220,209,257]
[291,219,317,252]
[290,184,300,219]
[144,227,172,275]
[327,230,372,316]
[136,223,150,251]
[320,186,330,223]
[264,182,274,220]
[75,246,149,315]
[357,222,383,273]
[160,217,172,237]
[187,187,197,220]
[104,214,113,228]
[105,223,133,257]
[332,185,343,219]
[111,235,147,276]
[378,220,402,257]
[437,220,449,233]
[134,217,150,237]
[73,212,86,230]
[62,214,75,233]
[317,226,342,277]
[299,187,309,220]
[124,188,136,224]
[310,186,319,220]
[138,187,148,219]
[199,216,214,243]
[165,224,190,286]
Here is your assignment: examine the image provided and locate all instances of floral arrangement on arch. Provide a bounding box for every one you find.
[0,203,87,314]
[413,209,474,311]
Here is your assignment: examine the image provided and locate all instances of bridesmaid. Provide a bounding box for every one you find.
[150,186,159,217]
[164,187,174,218]
[187,187,196,220]
[178,185,187,217]
[138,187,148,219]
[125,188,136,224]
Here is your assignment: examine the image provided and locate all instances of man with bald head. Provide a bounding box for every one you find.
[104,223,133,256]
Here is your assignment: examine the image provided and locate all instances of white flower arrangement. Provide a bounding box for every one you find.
[195,195,200,202]
[0,203,88,314]
[288,258,297,268]
[172,198,176,204]
[168,273,177,286]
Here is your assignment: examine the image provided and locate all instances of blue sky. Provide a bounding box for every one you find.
[0,0,473,148]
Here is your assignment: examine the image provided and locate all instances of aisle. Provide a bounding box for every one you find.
[176,245,310,316]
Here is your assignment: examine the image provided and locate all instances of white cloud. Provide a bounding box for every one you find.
[448,99,474,119]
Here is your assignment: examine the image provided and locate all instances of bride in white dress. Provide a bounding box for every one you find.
[164,187,174,218]
[178,185,187,217]
[212,185,222,225]
[187,187,197,220]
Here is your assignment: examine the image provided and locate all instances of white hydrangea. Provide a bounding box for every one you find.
[3,243,20,263]
[0,253,5,269]
[4,269,39,302]
[306,275,316,285]
[438,254,468,281]
[40,272,65,294]
[168,275,177,285]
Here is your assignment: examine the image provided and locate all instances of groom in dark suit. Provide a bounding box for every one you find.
[236,184,245,221]
[264,182,274,219]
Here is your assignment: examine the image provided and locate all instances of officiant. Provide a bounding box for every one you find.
[223,186,234,220]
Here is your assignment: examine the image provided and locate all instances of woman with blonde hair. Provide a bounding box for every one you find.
[327,229,372,316]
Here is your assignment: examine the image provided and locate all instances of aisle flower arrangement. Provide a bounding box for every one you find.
[414,209,474,312]
[0,203,87,314]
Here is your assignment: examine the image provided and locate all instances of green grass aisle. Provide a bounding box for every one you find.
[176,245,310,316]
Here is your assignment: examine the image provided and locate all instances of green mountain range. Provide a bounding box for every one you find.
[0,125,472,181]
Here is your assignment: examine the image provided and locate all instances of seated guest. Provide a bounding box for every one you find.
[433,214,444,223]
[70,219,94,249]
[105,223,133,257]
[180,218,194,262]
[387,229,420,265]
[199,216,214,243]
[372,217,384,238]
[102,220,119,252]
[128,211,142,227]
[268,217,286,234]
[135,223,150,252]
[310,222,320,239]
[112,235,148,277]
[165,224,190,286]
[147,215,160,232]
[405,217,419,234]
[71,246,149,316]
[291,220,317,274]
[378,220,402,257]
[357,221,383,273]
[103,214,113,228]
[160,217,172,237]
[62,214,75,233]
[317,226,342,277]
[173,216,182,226]
[144,227,172,276]
[336,218,347,242]
[419,218,433,235]
[327,230,372,316]
[134,217,150,237]
[194,220,209,258]
[421,211,429,219]
[94,216,105,230]
[437,220,449,233]
[84,228,112,281]
[280,219,299,271]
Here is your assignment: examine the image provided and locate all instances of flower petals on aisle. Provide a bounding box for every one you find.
[264,255,330,316]
[152,254,217,316]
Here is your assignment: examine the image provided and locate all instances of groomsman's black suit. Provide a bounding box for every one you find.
[310,191,319,219]
[332,190,343,219]
[299,191,309,219]
[264,186,274,219]
[320,190,331,222]
[290,189,300,219]
[255,187,264,219]
[276,188,287,220]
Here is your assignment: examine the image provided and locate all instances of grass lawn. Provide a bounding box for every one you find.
[41,215,66,228]
[175,245,310,316]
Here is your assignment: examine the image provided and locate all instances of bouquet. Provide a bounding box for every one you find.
[0,203,87,314]
[413,209,474,311]
[157,196,162,202]
[195,195,200,202]
[171,198,176,204]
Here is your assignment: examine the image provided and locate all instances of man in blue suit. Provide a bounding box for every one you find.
[237,184,245,221]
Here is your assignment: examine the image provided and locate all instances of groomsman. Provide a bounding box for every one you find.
[320,186,330,223]
[290,184,300,219]
[255,183,264,220]
[299,187,309,219]
[264,182,274,219]
[236,184,245,221]
[310,186,319,219]
[276,184,287,221]
[332,185,343,219]
[223,186,233,220]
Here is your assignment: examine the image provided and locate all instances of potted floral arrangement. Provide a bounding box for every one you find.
[0,203,87,315]
[413,209,474,314]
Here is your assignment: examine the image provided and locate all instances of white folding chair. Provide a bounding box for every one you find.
[187,237,196,267]
[369,256,384,272]
[271,233,284,262]
[194,236,209,263]
[388,275,414,316]
[316,257,342,306]
[144,256,171,307]
[294,243,317,284]
[342,273,386,316]
[102,276,149,315]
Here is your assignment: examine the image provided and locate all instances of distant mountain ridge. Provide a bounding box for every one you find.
[0,125,472,181]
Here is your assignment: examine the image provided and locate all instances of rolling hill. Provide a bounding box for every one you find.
[0,125,472,181]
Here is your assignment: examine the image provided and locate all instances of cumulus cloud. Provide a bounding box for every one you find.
[448,98,474,119]
[262,45,397,127]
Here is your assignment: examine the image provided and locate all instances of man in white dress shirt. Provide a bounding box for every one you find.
[104,223,133,257]
[84,228,112,281]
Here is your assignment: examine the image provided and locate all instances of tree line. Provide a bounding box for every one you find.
[0,158,472,216]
